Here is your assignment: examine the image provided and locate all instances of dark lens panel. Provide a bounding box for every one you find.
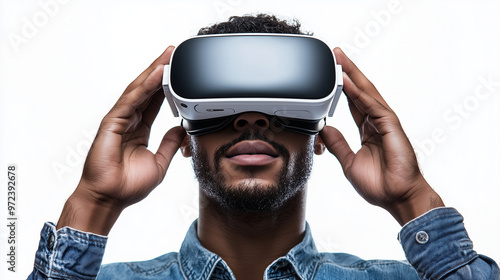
[170,35,335,99]
[182,114,325,136]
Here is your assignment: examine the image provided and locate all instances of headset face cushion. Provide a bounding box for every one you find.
[182,114,326,136]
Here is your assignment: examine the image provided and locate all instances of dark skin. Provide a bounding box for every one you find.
[183,113,315,279]
[57,46,444,279]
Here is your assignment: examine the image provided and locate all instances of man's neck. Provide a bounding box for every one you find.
[197,188,307,280]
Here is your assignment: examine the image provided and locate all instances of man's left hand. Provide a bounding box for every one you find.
[320,48,444,226]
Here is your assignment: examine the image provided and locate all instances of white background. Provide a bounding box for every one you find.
[0,0,499,279]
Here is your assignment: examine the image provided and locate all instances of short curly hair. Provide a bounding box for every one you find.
[197,14,312,35]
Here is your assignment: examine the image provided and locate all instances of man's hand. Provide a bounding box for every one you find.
[57,46,186,235]
[320,48,444,225]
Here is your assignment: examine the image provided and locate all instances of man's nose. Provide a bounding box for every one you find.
[233,112,270,132]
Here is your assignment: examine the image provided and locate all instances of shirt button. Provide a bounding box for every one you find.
[47,232,55,250]
[415,231,429,244]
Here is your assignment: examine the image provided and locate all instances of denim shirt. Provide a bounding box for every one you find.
[28,207,499,280]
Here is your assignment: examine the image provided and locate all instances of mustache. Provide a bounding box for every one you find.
[213,131,290,165]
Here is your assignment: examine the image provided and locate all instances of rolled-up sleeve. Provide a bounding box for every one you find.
[399,207,499,279]
[28,222,107,280]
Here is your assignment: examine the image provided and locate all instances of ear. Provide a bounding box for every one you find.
[314,134,326,155]
[180,134,192,157]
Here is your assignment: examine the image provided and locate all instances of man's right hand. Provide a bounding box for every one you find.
[56,46,186,235]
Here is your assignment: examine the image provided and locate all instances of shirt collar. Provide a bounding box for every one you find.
[179,220,319,280]
[179,221,234,279]
[269,222,320,280]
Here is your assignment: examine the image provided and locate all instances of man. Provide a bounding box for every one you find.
[29,14,499,279]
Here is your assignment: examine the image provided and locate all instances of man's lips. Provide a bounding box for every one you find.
[225,140,279,166]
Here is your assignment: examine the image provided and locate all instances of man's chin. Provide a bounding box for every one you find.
[222,178,279,191]
[201,181,290,213]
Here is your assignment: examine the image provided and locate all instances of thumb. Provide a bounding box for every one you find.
[320,126,355,173]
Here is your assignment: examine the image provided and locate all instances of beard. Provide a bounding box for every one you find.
[191,131,314,213]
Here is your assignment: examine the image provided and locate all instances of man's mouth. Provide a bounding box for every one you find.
[224,140,279,166]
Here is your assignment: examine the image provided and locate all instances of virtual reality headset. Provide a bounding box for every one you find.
[162,33,343,135]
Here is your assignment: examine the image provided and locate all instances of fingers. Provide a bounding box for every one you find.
[141,89,166,130]
[342,72,390,121]
[104,65,165,131]
[319,126,354,173]
[333,47,390,109]
[333,48,396,132]
[124,46,175,94]
[124,65,166,111]
[104,46,174,132]
[99,46,174,136]
[155,126,186,177]
[343,77,366,128]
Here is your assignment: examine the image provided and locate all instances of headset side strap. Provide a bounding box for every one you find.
[162,64,179,117]
[328,64,344,117]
